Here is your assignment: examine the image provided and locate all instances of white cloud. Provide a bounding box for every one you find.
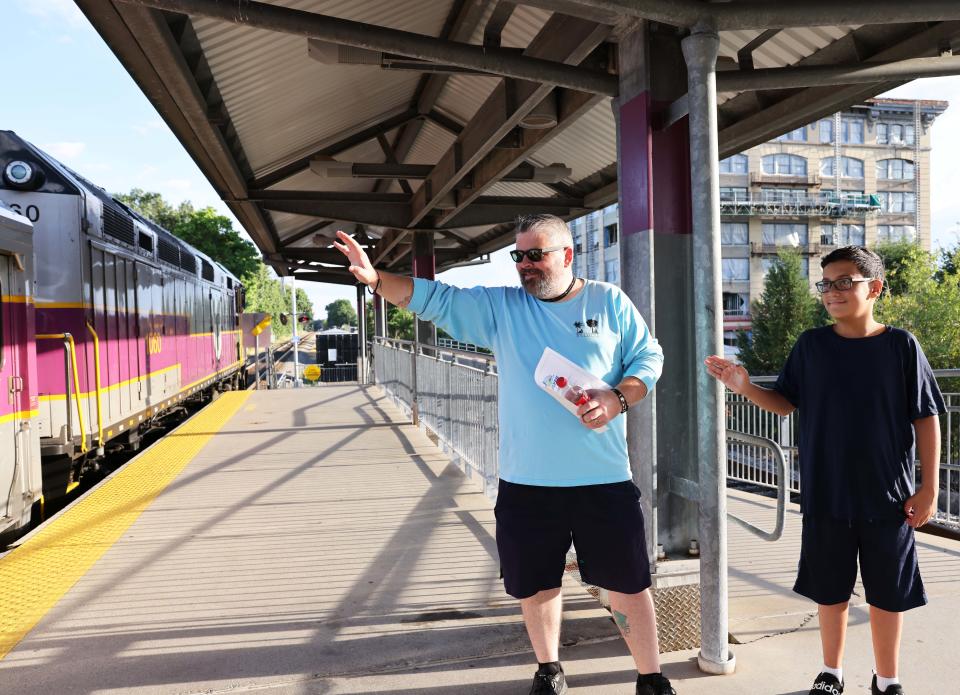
[133,119,166,136]
[56,35,74,45]
[40,141,87,160]
[24,0,87,28]
[163,178,194,191]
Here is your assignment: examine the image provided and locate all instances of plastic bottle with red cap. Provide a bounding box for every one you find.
[553,375,589,406]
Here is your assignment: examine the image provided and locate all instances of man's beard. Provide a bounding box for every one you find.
[518,268,568,299]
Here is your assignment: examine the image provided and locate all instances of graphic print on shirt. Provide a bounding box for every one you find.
[574,315,602,337]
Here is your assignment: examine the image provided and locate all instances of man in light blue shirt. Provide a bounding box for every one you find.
[335,215,673,695]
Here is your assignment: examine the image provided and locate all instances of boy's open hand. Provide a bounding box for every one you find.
[704,355,750,395]
[332,230,378,286]
[904,488,937,528]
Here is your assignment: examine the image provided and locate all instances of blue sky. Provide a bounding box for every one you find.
[3,1,958,318]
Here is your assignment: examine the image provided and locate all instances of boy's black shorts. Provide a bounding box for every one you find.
[494,479,651,600]
[793,514,927,612]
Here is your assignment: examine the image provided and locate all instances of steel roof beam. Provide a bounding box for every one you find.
[711,1,960,31]
[372,0,490,195]
[718,20,960,156]
[253,192,584,229]
[409,14,609,226]
[437,87,601,227]
[717,54,960,92]
[278,220,335,248]
[555,0,960,30]
[311,162,572,182]
[118,0,619,96]
[76,0,282,256]
[248,107,419,190]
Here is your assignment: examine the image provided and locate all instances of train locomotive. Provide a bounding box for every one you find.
[0,131,246,539]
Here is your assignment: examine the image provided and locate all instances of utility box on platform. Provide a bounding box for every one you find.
[315,329,359,382]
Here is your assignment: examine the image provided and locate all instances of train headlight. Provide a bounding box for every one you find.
[3,160,42,190]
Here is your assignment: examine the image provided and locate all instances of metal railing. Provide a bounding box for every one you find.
[729,372,960,531]
[373,337,499,497]
[373,339,959,531]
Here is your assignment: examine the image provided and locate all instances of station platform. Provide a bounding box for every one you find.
[2,385,958,694]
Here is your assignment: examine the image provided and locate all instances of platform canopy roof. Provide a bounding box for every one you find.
[76,0,960,284]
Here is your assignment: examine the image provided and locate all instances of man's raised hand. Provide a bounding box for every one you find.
[333,230,378,286]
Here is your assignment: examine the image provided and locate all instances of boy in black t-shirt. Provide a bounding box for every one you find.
[705,246,945,695]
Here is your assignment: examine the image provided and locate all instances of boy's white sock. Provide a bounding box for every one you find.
[876,674,900,692]
[822,664,843,682]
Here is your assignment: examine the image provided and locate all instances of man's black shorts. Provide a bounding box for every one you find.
[494,479,652,599]
[793,514,927,612]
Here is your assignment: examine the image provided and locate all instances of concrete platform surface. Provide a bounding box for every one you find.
[2,385,958,695]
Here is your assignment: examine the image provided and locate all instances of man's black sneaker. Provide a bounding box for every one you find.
[871,675,905,694]
[529,666,567,695]
[809,672,844,694]
[636,673,676,695]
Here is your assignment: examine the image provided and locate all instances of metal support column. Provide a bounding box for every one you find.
[290,274,300,387]
[682,24,735,675]
[615,23,659,570]
[412,232,436,347]
[356,283,367,385]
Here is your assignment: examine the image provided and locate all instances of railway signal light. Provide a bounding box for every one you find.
[298,314,310,324]
[279,313,288,325]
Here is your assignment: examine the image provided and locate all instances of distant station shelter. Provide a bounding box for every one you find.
[78,0,960,673]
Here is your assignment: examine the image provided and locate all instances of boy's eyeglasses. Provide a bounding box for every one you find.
[815,277,875,294]
[509,246,567,263]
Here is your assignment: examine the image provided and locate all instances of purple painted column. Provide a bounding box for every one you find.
[411,231,436,346]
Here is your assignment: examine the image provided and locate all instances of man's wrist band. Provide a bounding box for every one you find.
[611,387,628,414]
[367,271,382,296]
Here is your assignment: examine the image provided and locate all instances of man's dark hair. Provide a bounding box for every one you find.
[820,245,885,282]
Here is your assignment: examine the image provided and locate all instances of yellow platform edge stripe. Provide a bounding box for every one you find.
[0,390,251,660]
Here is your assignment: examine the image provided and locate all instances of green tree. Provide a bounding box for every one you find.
[116,188,259,279]
[875,241,920,296]
[325,299,357,329]
[736,250,824,375]
[242,264,293,339]
[294,287,313,322]
[387,305,415,340]
[874,248,960,370]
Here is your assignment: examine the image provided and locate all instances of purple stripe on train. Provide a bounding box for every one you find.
[35,306,241,396]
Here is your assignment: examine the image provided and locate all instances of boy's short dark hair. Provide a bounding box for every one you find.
[821,245,885,282]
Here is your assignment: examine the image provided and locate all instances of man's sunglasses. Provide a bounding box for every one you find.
[815,277,876,294]
[510,245,567,263]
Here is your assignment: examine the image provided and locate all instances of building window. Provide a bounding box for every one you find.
[574,236,583,255]
[819,119,834,143]
[762,257,809,278]
[818,117,865,144]
[762,154,807,176]
[762,222,808,247]
[820,156,864,178]
[723,292,749,316]
[877,225,918,244]
[604,259,619,284]
[841,118,864,144]
[821,224,865,246]
[760,187,806,203]
[775,126,808,142]
[722,258,749,282]
[604,222,618,248]
[877,122,915,146]
[721,222,749,245]
[720,186,748,201]
[720,154,749,174]
[876,158,915,180]
[877,191,917,213]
